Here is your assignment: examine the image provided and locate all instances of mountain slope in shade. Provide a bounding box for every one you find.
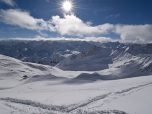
[125,43,152,55]
[0,40,93,66]
[0,40,130,66]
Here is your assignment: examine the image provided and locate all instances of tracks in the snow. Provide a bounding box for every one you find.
[1,81,152,114]
[0,93,111,113]
[67,81,152,113]
[66,93,111,113]
[0,97,66,113]
[115,81,152,94]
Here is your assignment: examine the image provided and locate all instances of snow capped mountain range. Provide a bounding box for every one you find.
[125,43,152,55]
[1,40,152,79]
[0,40,93,66]
[1,40,152,114]
[0,40,128,66]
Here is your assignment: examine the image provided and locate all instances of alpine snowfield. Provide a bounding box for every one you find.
[1,40,152,114]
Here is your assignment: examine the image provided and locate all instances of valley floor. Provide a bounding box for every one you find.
[0,75,152,114]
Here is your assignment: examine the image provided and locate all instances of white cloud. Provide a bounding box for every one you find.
[51,15,114,36]
[106,14,120,19]
[38,31,48,37]
[0,0,17,7]
[0,9,48,31]
[8,36,116,44]
[114,24,152,42]
[1,8,152,43]
[84,37,115,43]
[0,10,114,37]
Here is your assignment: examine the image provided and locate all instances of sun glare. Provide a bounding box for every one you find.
[47,0,85,16]
[63,1,72,11]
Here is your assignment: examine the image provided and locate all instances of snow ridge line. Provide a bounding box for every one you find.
[0,97,66,112]
[66,93,111,113]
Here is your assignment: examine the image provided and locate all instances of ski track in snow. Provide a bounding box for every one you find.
[115,82,152,94]
[67,81,152,113]
[1,102,129,114]
[0,97,66,113]
[66,93,111,113]
[1,81,152,114]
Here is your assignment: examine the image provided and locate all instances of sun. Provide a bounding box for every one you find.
[63,1,72,11]
[47,0,84,15]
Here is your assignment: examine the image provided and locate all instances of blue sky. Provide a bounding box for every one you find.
[0,0,152,43]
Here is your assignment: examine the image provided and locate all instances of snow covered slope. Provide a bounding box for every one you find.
[0,54,57,88]
[56,45,152,79]
[56,46,113,71]
[0,54,94,88]
[0,55,152,114]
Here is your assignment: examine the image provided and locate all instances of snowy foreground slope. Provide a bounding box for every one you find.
[0,54,152,114]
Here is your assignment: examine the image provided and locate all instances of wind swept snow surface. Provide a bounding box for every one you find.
[1,73,152,114]
[0,54,152,114]
[1,41,152,114]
